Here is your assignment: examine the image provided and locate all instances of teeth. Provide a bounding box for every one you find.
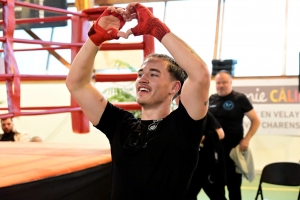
[139,88,149,92]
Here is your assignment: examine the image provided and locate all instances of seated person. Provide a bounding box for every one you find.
[0,118,30,142]
[30,136,43,142]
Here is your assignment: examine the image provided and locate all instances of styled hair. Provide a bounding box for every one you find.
[145,54,187,100]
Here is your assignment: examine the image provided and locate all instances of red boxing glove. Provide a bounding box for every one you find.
[131,3,170,42]
[88,9,125,46]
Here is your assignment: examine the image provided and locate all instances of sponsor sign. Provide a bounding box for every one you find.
[234,85,300,136]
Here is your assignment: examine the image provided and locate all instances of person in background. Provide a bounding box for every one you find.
[0,118,30,142]
[209,70,260,200]
[30,136,43,142]
[176,96,227,200]
[66,2,210,199]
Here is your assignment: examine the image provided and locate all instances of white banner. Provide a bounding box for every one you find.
[231,77,300,136]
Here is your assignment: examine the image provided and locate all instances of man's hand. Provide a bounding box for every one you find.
[88,7,126,46]
[239,138,250,151]
[122,2,170,41]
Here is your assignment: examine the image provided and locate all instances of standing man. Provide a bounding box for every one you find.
[186,111,227,200]
[209,70,260,200]
[0,118,30,142]
[175,95,226,200]
[66,2,210,200]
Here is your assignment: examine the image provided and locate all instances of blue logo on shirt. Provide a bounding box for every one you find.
[223,101,234,110]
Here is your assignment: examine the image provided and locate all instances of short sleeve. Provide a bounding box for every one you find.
[94,102,134,141]
[175,101,206,143]
[207,112,221,130]
[239,93,253,113]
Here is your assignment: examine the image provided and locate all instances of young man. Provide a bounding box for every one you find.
[209,70,260,200]
[66,2,210,199]
[0,118,30,142]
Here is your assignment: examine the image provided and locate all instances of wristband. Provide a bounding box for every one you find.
[88,10,125,46]
[131,3,170,42]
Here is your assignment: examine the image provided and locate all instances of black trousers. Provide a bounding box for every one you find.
[186,153,227,200]
[186,173,226,200]
[224,147,242,200]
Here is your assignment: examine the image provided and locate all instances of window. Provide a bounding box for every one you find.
[221,0,286,76]
[286,0,300,75]
[2,0,299,77]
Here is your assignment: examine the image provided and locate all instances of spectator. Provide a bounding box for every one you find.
[0,118,30,142]
[209,70,260,200]
[30,136,43,142]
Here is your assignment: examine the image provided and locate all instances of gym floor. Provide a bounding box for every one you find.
[197,175,299,200]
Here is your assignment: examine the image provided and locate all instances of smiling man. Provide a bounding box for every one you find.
[66,2,210,199]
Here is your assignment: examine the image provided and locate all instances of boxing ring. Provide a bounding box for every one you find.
[0,1,154,199]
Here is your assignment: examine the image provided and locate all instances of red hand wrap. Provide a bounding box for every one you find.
[88,10,125,46]
[131,3,170,42]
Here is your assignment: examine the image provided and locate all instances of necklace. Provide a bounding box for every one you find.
[142,119,163,148]
[123,118,164,151]
[148,119,163,131]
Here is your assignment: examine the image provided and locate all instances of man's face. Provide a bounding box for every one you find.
[1,118,14,134]
[135,58,177,107]
[215,72,232,97]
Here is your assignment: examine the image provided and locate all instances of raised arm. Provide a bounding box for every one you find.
[124,3,210,120]
[162,34,210,120]
[66,7,125,125]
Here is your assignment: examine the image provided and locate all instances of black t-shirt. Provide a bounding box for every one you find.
[197,112,224,175]
[197,112,221,168]
[209,90,253,148]
[205,111,221,133]
[95,101,206,200]
[0,131,15,141]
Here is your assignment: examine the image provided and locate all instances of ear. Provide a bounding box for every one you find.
[169,81,181,95]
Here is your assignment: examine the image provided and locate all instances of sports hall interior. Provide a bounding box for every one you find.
[0,0,299,199]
